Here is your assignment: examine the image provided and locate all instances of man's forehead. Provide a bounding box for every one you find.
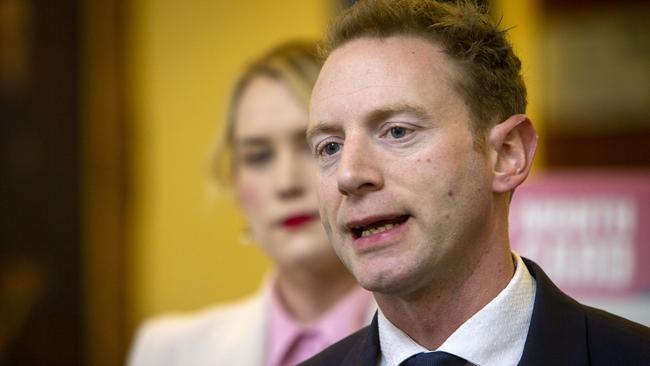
[309,35,457,129]
[313,36,454,98]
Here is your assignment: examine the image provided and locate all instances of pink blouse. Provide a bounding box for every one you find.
[265,281,374,366]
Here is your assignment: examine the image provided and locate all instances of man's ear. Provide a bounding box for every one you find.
[488,114,538,193]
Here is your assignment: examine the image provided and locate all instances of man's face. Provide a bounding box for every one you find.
[308,36,496,296]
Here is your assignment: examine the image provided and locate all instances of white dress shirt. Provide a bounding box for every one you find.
[378,252,536,366]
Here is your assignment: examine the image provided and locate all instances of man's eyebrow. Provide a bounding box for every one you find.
[306,121,341,143]
[366,103,430,123]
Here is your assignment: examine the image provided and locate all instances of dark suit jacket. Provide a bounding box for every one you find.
[301,258,650,365]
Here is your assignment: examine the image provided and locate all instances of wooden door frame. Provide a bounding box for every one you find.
[80,0,129,364]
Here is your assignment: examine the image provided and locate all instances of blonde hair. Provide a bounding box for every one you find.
[211,40,322,187]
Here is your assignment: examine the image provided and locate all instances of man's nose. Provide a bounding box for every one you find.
[275,147,305,200]
[336,135,383,197]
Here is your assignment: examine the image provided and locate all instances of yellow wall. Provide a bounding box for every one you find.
[492,0,545,167]
[127,0,332,329]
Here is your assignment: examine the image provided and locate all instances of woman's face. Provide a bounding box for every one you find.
[232,75,338,272]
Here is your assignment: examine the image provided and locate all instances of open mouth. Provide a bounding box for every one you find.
[350,215,410,239]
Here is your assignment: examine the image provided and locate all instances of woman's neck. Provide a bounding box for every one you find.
[275,263,359,324]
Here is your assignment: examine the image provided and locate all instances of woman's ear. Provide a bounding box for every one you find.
[488,114,538,194]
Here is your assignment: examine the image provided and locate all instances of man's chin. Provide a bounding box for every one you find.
[353,270,406,295]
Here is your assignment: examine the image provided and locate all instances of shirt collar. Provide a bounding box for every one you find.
[378,252,536,366]
[266,277,374,366]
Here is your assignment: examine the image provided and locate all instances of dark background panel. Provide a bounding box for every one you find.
[1,0,82,364]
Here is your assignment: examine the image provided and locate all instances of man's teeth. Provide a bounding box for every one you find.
[361,223,395,237]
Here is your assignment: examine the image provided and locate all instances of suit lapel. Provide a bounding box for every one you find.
[519,258,589,366]
[341,312,381,366]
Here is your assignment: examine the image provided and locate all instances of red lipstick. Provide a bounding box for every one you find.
[282,214,317,229]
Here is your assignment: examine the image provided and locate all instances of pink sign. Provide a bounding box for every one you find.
[510,172,650,299]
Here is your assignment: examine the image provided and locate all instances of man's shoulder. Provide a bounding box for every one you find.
[582,304,650,363]
[522,257,650,364]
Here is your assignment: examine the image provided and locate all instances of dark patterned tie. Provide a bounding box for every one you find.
[399,351,467,366]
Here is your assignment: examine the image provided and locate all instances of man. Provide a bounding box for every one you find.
[303,1,650,365]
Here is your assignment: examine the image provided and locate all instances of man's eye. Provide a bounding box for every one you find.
[322,142,341,156]
[389,126,408,139]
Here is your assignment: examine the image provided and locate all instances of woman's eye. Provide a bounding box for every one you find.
[322,142,341,156]
[389,126,408,139]
[242,151,272,166]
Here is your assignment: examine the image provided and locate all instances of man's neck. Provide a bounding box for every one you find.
[375,244,515,350]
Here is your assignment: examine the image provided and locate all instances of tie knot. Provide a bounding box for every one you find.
[400,351,467,366]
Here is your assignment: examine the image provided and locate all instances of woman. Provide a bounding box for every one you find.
[128,41,374,366]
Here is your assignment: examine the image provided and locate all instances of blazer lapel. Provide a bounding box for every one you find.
[518,258,589,366]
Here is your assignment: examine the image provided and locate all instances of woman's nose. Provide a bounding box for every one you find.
[274,148,305,200]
